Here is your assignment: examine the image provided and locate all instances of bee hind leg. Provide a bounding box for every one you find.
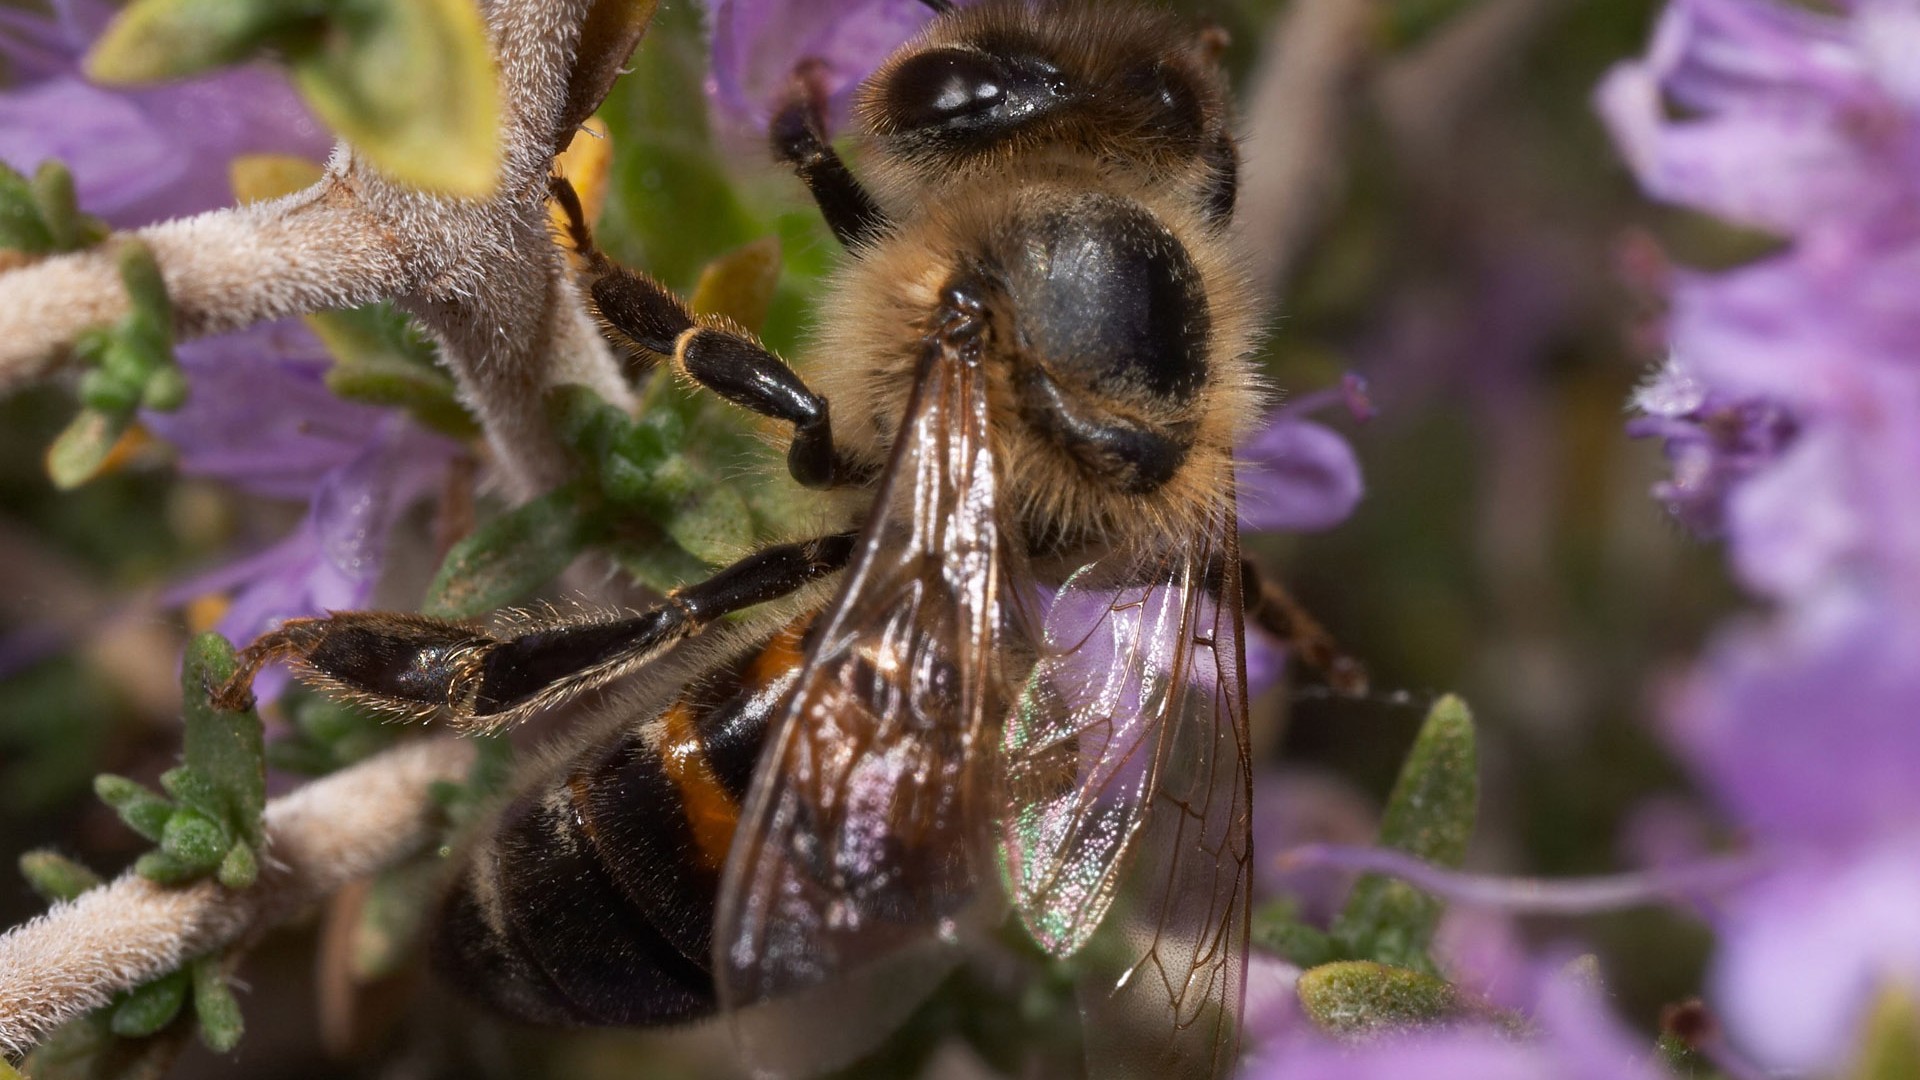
[215,533,856,727]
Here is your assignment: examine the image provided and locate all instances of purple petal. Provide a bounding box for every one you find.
[1237,417,1365,533]
[1668,595,1920,850]
[704,0,935,137]
[1712,843,1920,1073]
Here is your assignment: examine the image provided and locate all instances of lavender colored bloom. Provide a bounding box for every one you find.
[1602,0,1920,1071]
[0,0,328,224]
[1244,965,1670,1080]
[702,0,937,138]
[1625,355,1796,537]
[1238,377,1371,534]
[167,415,457,698]
[0,3,456,702]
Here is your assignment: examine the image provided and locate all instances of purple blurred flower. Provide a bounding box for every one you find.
[1239,377,1371,534]
[0,0,327,225]
[0,3,456,702]
[702,0,937,138]
[1626,355,1796,537]
[1601,0,1920,1070]
[167,412,457,699]
[1244,964,1670,1080]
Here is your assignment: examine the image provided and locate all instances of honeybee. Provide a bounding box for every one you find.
[221,0,1272,1075]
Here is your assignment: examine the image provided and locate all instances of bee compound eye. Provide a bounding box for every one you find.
[885,49,1008,128]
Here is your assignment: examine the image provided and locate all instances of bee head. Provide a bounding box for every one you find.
[857,0,1236,222]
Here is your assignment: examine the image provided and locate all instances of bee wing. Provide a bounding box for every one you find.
[712,317,1008,1073]
[1003,502,1252,1079]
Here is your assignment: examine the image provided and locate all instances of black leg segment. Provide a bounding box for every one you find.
[770,92,891,251]
[218,533,858,727]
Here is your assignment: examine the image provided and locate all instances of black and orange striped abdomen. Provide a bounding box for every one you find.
[434,617,813,1026]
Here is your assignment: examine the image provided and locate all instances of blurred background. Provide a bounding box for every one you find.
[0,0,1744,1075]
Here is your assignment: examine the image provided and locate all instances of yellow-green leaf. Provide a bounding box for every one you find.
[689,235,782,334]
[84,0,289,84]
[231,154,326,204]
[288,0,501,197]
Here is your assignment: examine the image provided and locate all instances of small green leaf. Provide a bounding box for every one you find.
[191,956,245,1054]
[85,0,296,84]
[29,161,104,251]
[1333,694,1478,972]
[116,240,172,328]
[19,849,103,904]
[94,774,174,842]
[159,809,229,872]
[286,0,501,197]
[180,632,267,849]
[217,840,258,890]
[0,1054,24,1080]
[134,849,207,885]
[0,161,54,252]
[1251,899,1339,968]
[1296,961,1466,1037]
[46,408,132,489]
[687,235,782,332]
[110,969,191,1038]
[1853,987,1920,1080]
[423,487,589,618]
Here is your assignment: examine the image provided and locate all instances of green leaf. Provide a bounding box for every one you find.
[158,808,229,872]
[180,632,267,849]
[110,969,191,1038]
[29,161,105,251]
[1296,961,1465,1037]
[0,161,55,252]
[286,0,501,197]
[217,840,258,890]
[191,956,245,1054]
[94,774,174,842]
[1853,987,1920,1080]
[134,849,207,885]
[46,408,132,490]
[1251,899,1339,968]
[19,849,104,904]
[1333,694,1478,972]
[424,488,589,618]
[688,235,782,332]
[85,0,299,83]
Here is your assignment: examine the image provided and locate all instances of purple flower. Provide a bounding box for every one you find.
[166,413,457,699]
[1625,355,1796,537]
[1244,964,1671,1080]
[0,0,328,224]
[0,4,457,703]
[702,0,937,138]
[1238,377,1371,535]
[1602,0,1920,1071]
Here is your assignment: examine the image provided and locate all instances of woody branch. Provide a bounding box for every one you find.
[0,0,639,497]
[0,738,478,1058]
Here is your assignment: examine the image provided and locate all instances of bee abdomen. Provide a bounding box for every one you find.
[433,617,811,1028]
[434,785,716,1025]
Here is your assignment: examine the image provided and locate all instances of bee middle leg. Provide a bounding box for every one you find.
[216,532,856,727]
[769,60,890,250]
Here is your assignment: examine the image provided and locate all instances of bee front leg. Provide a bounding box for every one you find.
[588,265,862,490]
[770,62,890,250]
[216,533,856,727]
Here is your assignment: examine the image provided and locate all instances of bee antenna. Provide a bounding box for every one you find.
[917,0,954,12]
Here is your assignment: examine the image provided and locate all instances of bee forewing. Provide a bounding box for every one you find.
[712,315,1010,1074]
[1003,502,1253,1079]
